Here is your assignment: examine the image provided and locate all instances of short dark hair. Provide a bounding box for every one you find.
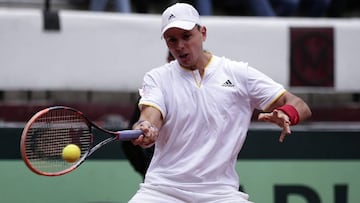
[196,24,201,30]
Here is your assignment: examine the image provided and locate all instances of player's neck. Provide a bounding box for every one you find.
[198,51,212,76]
[187,51,212,76]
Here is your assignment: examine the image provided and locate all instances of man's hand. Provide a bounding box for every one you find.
[132,120,159,148]
[258,110,291,142]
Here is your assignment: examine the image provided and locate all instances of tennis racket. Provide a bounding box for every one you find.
[20,106,142,176]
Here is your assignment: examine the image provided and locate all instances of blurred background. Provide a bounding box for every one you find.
[0,0,359,203]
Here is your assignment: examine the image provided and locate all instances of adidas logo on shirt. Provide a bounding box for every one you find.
[222,80,235,87]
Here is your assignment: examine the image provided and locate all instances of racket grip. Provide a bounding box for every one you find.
[118,129,143,140]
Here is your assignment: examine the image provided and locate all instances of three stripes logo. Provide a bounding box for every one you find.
[222,80,235,87]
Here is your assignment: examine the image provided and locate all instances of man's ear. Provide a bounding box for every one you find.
[201,26,207,41]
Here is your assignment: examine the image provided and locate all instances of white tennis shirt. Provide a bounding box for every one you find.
[139,55,285,193]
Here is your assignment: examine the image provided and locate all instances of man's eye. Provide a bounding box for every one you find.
[183,34,191,40]
[167,38,176,43]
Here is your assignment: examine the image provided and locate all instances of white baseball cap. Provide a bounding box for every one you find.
[161,3,202,36]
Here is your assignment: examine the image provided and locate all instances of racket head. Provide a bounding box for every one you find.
[20,106,93,176]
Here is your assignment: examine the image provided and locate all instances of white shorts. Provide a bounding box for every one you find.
[128,183,254,203]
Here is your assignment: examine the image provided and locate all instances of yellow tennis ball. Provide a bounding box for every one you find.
[62,144,81,163]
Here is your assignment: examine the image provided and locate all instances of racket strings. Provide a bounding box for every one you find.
[24,110,92,173]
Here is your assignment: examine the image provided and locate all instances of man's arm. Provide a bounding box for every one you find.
[258,91,312,142]
[132,105,163,148]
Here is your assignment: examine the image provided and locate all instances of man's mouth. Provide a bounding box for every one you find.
[179,53,188,59]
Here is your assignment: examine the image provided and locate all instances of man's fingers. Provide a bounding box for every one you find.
[279,130,286,142]
[132,121,159,147]
[258,112,274,122]
[258,111,293,142]
[279,122,291,142]
[131,134,144,145]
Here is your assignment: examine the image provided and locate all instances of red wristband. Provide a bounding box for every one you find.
[276,104,299,125]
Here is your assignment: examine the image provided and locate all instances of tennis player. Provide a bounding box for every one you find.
[129,3,312,203]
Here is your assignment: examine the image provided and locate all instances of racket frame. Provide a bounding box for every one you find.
[20,106,142,176]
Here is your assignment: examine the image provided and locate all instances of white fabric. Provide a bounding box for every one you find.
[135,55,285,202]
[129,183,253,203]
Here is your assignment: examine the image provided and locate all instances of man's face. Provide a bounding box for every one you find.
[163,25,206,68]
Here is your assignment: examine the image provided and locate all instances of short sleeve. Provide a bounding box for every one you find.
[246,66,285,110]
[138,71,167,118]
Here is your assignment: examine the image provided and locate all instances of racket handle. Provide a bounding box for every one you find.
[117,129,143,140]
